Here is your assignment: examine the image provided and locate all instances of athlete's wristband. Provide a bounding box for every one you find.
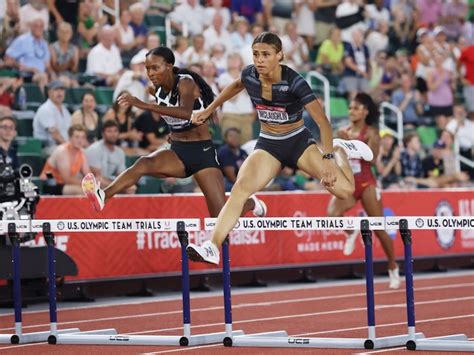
[322,152,335,160]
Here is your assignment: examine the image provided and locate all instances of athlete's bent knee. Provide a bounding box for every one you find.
[134,156,156,174]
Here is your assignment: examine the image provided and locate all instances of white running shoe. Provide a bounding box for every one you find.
[333,139,374,162]
[343,230,359,256]
[186,240,220,265]
[82,173,105,212]
[251,195,267,217]
[388,266,401,289]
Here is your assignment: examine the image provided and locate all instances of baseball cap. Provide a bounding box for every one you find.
[433,26,446,36]
[48,80,66,90]
[131,53,145,65]
[380,129,394,139]
[416,28,428,39]
[433,139,446,149]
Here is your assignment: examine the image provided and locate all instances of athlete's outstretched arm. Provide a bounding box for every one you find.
[192,78,245,125]
[117,78,197,120]
[305,99,337,187]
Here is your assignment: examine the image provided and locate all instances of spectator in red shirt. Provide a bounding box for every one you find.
[458,44,474,117]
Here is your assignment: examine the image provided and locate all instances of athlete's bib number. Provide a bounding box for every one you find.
[349,159,361,174]
[256,104,289,123]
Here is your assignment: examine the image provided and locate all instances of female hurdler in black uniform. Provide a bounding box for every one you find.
[82,47,266,219]
[186,32,373,264]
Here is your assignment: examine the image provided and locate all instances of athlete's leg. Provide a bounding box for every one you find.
[327,194,359,255]
[297,145,355,199]
[104,150,186,202]
[210,150,281,246]
[193,168,262,220]
[360,186,397,270]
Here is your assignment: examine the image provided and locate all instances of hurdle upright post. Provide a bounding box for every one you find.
[221,238,233,341]
[360,219,376,347]
[177,221,191,344]
[399,218,474,352]
[9,223,23,344]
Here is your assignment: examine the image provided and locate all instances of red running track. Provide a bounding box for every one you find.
[0,272,473,354]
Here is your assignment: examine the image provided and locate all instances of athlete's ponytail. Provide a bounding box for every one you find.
[146,46,215,107]
[173,67,215,108]
[354,92,379,128]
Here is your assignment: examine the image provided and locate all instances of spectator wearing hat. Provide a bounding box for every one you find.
[376,129,402,189]
[4,17,50,92]
[85,119,136,193]
[33,80,72,155]
[113,52,148,109]
[414,28,435,95]
[86,25,124,87]
[433,26,456,72]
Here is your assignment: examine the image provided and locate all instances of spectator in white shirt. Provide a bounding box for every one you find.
[86,25,123,86]
[169,0,206,36]
[33,80,72,155]
[183,34,210,65]
[217,53,256,144]
[365,0,390,30]
[204,0,231,29]
[203,12,232,53]
[113,53,148,112]
[281,21,309,72]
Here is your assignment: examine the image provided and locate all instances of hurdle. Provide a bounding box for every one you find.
[388,217,474,352]
[0,222,81,344]
[2,218,245,346]
[205,216,424,350]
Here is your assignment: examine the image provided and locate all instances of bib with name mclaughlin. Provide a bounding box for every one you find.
[256,104,289,123]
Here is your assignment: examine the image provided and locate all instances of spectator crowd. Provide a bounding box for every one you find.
[0,0,472,196]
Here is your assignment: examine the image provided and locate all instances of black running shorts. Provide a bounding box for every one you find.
[255,128,316,169]
[171,140,220,177]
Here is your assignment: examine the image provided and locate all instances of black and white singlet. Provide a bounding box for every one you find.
[154,73,205,133]
[240,64,316,140]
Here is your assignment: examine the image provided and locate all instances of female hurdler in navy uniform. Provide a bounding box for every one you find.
[186,32,373,264]
[82,46,266,219]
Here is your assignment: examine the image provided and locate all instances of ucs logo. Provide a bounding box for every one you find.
[288,338,310,345]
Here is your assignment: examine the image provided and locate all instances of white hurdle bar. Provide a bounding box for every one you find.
[205,216,473,350]
[0,219,244,346]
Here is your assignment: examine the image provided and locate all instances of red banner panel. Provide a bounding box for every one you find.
[24,190,474,281]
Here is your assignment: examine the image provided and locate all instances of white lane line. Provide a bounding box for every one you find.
[141,315,474,354]
[1,270,472,317]
[1,283,473,332]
